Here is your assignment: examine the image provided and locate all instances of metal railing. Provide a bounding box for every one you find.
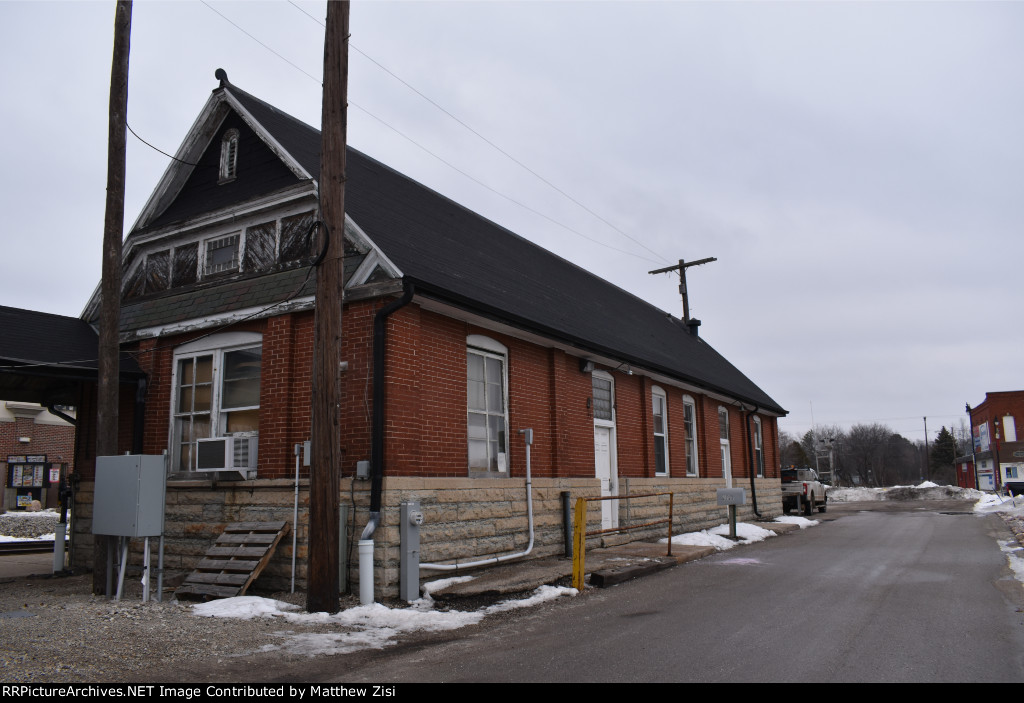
[571,491,674,591]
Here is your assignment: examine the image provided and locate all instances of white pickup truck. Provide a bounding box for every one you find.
[781,467,827,516]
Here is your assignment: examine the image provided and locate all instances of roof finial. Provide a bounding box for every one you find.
[215,68,229,87]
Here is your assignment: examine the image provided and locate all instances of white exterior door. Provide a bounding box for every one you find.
[595,425,617,529]
[592,371,618,530]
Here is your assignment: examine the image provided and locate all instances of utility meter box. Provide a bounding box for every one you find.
[92,455,166,537]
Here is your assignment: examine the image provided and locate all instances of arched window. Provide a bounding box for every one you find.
[219,128,239,183]
[719,406,732,486]
[467,335,508,475]
[652,386,668,476]
[753,416,765,478]
[683,395,699,477]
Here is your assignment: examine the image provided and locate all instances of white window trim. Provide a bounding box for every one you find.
[467,335,509,476]
[719,405,732,487]
[753,416,765,478]
[169,332,262,474]
[204,231,242,276]
[593,374,614,429]
[652,385,669,476]
[219,128,239,183]
[683,395,699,477]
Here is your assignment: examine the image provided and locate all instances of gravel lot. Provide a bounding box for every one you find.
[0,571,378,683]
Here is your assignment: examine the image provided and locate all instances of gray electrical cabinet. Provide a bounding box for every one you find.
[92,455,166,537]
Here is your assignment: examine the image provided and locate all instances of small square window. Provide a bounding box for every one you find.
[205,234,240,275]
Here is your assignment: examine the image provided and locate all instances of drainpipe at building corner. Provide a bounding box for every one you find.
[743,404,762,519]
[358,281,415,605]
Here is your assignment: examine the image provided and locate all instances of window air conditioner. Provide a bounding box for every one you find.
[196,435,258,479]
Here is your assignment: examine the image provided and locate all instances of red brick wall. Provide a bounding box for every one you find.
[91,297,780,484]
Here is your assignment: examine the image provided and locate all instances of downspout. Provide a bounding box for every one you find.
[47,405,77,427]
[359,281,414,603]
[744,404,762,519]
[132,377,146,455]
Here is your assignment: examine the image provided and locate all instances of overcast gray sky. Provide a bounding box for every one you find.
[2,1,1021,443]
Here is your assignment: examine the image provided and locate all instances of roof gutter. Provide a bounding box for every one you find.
[361,280,415,541]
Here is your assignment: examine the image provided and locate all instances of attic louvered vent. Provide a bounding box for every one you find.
[219,128,239,183]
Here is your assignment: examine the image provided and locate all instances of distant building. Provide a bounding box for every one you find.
[963,391,1024,493]
[1,402,75,511]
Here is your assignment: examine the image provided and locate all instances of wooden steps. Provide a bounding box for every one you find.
[175,521,289,600]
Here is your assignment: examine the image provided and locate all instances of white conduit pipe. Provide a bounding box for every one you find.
[291,444,300,594]
[420,429,536,572]
[359,539,375,604]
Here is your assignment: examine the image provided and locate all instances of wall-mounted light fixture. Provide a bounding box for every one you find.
[579,359,595,374]
[18,437,31,443]
[613,362,634,376]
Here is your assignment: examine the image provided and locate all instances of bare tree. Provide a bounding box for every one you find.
[845,423,892,487]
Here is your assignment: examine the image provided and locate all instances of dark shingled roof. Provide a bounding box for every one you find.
[0,306,143,404]
[224,83,785,414]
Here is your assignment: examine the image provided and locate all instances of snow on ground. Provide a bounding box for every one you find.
[191,583,578,657]
[828,481,986,503]
[774,515,819,529]
[661,519,795,551]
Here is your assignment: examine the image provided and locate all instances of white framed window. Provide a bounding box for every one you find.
[170,332,262,473]
[753,416,765,478]
[467,335,508,475]
[219,128,239,183]
[592,372,615,424]
[652,386,669,476]
[719,406,732,486]
[683,395,699,477]
[205,233,240,276]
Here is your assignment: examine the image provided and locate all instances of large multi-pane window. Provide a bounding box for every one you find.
[683,395,699,476]
[652,386,668,475]
[172,333,262,473]
[467,336,508,474]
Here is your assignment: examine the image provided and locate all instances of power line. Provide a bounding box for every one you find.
[199,0,664,264]
[285,0,669,264]
[352,104,661,264]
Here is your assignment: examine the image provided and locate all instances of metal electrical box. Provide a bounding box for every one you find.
[92,455,166,537]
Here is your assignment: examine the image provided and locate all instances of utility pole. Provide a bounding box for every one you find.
[648,257,717,323]
[95,0,132,596]
[308,0,349,614]
[923,416,930,482]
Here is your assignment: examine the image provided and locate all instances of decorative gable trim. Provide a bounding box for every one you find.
[345,215,402,285]
[130,88,314,234]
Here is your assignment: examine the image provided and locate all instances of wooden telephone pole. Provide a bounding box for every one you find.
[94,0,132,596]
[307,0,349,614]
[648,257,717,323]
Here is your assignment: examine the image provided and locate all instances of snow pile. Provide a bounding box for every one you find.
[192,583,577,657]
[828,482,985,503]
[662,521,779,551]
[0,509,65,541]
[974,493,1024,515]
[774,515,819,529]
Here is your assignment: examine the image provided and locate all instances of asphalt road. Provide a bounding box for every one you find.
[321,500,1024,683]
[151,499,1024,683]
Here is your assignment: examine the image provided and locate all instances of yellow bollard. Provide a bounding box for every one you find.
[572,498,587,591]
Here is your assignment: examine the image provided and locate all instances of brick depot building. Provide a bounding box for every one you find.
[964,391,1024,493]
[75,72,787,597]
